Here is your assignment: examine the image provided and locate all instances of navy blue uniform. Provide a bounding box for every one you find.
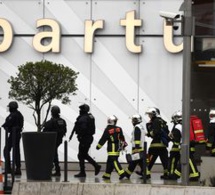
[2,110,24,172]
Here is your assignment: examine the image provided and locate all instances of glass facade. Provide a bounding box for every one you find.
[192,0,215,130]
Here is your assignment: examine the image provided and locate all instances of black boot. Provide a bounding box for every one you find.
[15,168,22,176]
[74,172,86,178]
[52,165,61,177]
[95,165,101,176]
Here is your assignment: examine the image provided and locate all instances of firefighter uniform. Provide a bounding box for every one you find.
[125,115,147,178]
[168,123,181,176]
[96,122,126,180]
[206,112,215,156]
[173,141,200,181]
[146,108,169,179]
[169,112,200,181]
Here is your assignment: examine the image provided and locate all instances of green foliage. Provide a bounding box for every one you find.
[8,60,79,131]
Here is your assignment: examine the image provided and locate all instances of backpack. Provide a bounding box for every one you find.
[159,118,170,147]
[190,115,206,143]
[52,118,67,137]
[87,113,96,135]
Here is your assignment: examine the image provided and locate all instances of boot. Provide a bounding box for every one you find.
[52,165,61,177]
[15,168,22,176]
[74,172,86,178]
[95,165,101,176]
[52,171,61,177]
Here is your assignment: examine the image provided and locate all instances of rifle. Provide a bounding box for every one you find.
[69,127,76,142]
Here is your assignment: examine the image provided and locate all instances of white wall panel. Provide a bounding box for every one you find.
[44,0,90,35]
[92,0,139,35]
[0,0,43,34]
[140,0,183,35]
[90,37,139,162]
[139,37,183,124]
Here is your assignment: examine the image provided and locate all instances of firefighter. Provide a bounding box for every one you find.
[2,101,24,175]
[169,113,200,181]
[96,115,127,180]
[43,105,67,176]
[124,114,148,179]
[145,107,169,179]
[206,109,215,156]
[69,104,101,177]
[167,111,182,178]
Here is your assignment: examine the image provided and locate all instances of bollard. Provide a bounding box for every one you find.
[63,140,68,182]
[0,160,3,194]
[142,141,147,184]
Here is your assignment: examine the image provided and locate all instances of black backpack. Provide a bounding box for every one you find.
[52,118,67,137]
[159,118,170,147]
[87,113,95,135]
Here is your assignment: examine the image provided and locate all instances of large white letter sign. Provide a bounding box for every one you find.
[84,20,104,53]
[162,20,183,53]
[0,18,13,52]
[120,10,142,53]
[33,19,61,53]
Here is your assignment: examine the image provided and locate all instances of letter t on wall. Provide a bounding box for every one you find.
[120,10,142,53]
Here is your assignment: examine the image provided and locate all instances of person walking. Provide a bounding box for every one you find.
[206,109,215,156]
[145,107,169,179]
[69,104,101,177]
[43,105,67,176]
[124,114,148,179]
[96,115,127,180]
[167,111,182,178]
[2,101,24,175]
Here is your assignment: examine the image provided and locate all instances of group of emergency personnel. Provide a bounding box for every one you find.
[3,101,215,181]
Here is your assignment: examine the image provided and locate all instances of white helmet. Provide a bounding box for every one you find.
[145,107,158,117]
[131,114,142,124]
[107,115,118,125]
[171,110,182,123]
[209,109,215,119]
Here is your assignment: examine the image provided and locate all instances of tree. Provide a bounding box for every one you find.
[8,60,79,131]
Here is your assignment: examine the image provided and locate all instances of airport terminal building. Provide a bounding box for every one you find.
[0,0,213,163]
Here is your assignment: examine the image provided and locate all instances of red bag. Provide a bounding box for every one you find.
[190,115,206,143]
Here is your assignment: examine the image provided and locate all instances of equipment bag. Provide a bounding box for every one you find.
[159,119,170,147]
[190,115,206,143]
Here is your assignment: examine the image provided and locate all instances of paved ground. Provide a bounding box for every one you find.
[8,169,200,186]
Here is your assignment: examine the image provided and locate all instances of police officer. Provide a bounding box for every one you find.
[145,107,169,179]
[70,104,101,177]
[167,111,182,178]
[124,114,148,179]
[96,115,127,180]
[43,105,67,176]
[2,101,24,175]
[206,109,215,156]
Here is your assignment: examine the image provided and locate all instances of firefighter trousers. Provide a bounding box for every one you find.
[148,146,168,175]
[103,156,125,179]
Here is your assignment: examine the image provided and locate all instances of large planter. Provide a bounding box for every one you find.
[22,132,57,180]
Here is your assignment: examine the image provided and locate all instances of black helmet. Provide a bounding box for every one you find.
[8,101,18,109]
[79,104,90,113]
[51,105,60,115]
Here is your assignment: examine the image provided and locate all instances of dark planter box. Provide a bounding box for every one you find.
[22,132,57,180]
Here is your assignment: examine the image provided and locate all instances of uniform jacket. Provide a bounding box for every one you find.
[97,125,125,156]
[2,110,24,133]
[131,123,146,154]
